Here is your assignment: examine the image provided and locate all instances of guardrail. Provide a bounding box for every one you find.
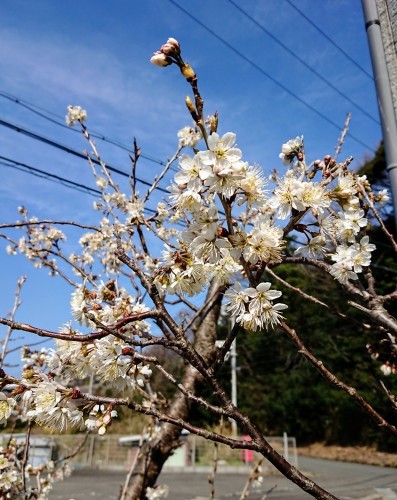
[1,432,298,472]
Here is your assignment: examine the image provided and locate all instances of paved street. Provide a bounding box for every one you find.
[50,457,397,499]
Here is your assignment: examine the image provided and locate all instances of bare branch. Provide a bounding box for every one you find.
[1,276,26,368]
[281,321,397,439]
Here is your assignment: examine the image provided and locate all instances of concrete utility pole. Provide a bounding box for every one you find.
[230,339,238,438]
[362,0,397,221]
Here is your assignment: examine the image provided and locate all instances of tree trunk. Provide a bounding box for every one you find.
[124,283,222,499]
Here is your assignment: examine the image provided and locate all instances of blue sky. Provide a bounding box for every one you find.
[0,0,381,372]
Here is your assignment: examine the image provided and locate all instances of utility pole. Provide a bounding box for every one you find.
[230,338,238,438]
[362,0,397,222]
[217,309,238,437]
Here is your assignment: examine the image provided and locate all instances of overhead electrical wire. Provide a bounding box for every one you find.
[0,156,100,197]
[0,118,171,195]
[0,156,159,216]
[0,90,169,168]
[225,0,379,125]
[167,0,377,153]
[284,0,374,81]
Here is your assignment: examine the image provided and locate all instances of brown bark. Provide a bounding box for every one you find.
[124,283,222,499]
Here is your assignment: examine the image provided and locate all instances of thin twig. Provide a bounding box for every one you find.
[334,113,351,161]
[55,433,90,464]
[21,420,32,499]
[358,181,397,253]
[281,321,397,438]
[143,146,182,203]
[239,459,264,499]
[0,276,26,368]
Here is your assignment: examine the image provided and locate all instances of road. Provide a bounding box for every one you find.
[50,457,397,499]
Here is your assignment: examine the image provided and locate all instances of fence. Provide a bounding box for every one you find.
[9,432,297,472]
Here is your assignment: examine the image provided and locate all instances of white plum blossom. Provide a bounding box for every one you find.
[33,381,62,414]
[241,220,284,265]
[295,235,327,259]
[334,209,368,243]
[267,172,329,219]
[0,393,16,425]
[332,172,360,209]
[329,235,375,282]
[3,74,389,498]
[178,126,201,148]
[377,189,390,206]
[66,105,87,126]
[198,132,243,174]
[146,484,169,499]
[210,255,242,284]
[225,282,287,331]
[279,136,303,165]
[237,164,267,206]
[35,407,85,432]
[174,154,204,190]
[380,363,395,376]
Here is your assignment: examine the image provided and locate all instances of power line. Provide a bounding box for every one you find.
[0,118,171,194]
[0,156,159,216]
[0,90,170,169]
[167,0,377,153]
[225,0,379,125]
[0,157,100,197]
[284,0,374,81]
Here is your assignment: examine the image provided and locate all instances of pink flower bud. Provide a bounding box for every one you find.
[161,37,181,56]
[167,37,180,48]
[103,413,112,425]
[150,51,172,67]
[98,425,107,436]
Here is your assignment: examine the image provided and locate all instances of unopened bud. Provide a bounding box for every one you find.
[185,96,196,116]
[98,425,107,436]
[103,413,112,425]
[71,388,82,399]
[208,113,218,134]
[297,152,304,161]
[181,63,195,80]
[161,37,181,56]
[323,155,331,166]
[150,51,172,67]
[121,347,134,356]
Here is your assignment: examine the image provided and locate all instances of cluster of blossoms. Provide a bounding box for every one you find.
[65,105,87,126]
[148,124,388,331]
[0,437,71,499]
[3,55,393,456]
[2,36,395,500]
[0,283,153,435]
[329,235,376,283]
[225,282,287,331]
[154,131,281,298]
[267,170,330,220]
[177,125,201,148]
[7,218,66,271]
